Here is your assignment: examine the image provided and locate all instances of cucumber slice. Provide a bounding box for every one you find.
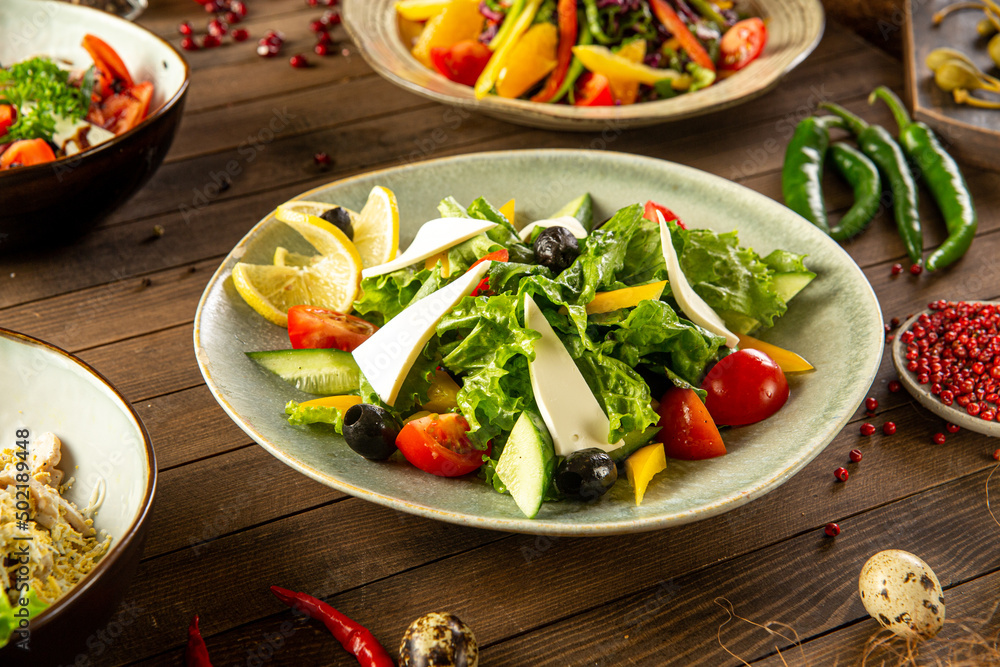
[550,193,594,231]
[246,349,360,395]
[495,410,555,519]
[772,271,816,303]
[608,426,661,463]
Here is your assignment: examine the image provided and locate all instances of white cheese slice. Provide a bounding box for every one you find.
[51,115,115,156]
[361,217,497,278]
[657,211,739,348]
[524,295,622,457]
[517,216,589,243]
[353,261,492,406]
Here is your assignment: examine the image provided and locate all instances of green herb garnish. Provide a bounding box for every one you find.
[0,57,90,143]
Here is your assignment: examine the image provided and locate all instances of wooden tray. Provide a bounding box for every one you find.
[905,0,1000,172]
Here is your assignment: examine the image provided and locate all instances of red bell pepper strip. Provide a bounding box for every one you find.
[270,586,394,667]
[574,72,614,106]
[649,0,716,72]
[0,139,56,170]
[185,616,213,667]
[469,249,509,296]
[82,34,134,99]
[531,0,578,102]
[429,40,493,87]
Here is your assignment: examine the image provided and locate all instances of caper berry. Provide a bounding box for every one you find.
[533,226,579,274]
[319,206,354,240]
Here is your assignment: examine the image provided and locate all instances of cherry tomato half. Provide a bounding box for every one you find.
[287,306,378,351]
[395,413,490,477]
[701,348,789,426]
[719,18,767,72]
[656,387,726,460]
[0,139,56,170]
[642,200,687,229]
[429,40,493,87]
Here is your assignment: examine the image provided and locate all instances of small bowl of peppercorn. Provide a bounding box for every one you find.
[892,300,1000,437]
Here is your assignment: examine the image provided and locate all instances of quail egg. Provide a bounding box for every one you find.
[859,549,945,640]
[399,612,478,667]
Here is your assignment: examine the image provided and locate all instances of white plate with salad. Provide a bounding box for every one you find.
[194,149,882,535]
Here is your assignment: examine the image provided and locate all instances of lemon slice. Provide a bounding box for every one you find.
[233,218,362,327]
[273,246,317,268]
[275,200,359,226]
[353,186,400,268]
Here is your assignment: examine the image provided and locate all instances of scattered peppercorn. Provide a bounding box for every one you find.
[825,522,841,537]
[891,317,901,328]
[181,37,199,51]
[290,54,309,68]
[993,449,1000,461]
[910,263,923,275]
[232,28,250,42]
[891,263,903,276]
[888,380,902,393]
[315,43,330,56]
[849,449,863,462]
[314,152,331,167]
[202,34,222,48]
[178,21,193,35]
[882,421,896,435]
[860,423,876,436]
[834,467,849,482]
[932,432,947,445]
[865,397,878,412]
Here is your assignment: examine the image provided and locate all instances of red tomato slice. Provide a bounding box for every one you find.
[92,82,154,135]
[469,249,509,297]
[656,387,726,460]
[0,105,15,142]
[395,413,489,477]
[429,40,493,87]
[701,348,789,425]
[574,73,614,107]
[0,139,57,170]
[719,18,767,72]
[642,200,687,230]
[287,306,378,351]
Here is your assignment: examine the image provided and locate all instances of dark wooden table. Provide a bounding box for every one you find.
[5,1,1000,664]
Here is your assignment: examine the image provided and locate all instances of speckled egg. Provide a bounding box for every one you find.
[859,549,945,639]
[399,612,478,667]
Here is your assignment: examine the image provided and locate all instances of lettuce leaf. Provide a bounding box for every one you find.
[285,400,346,432]
[573,351,660,444]
[437,293,540,447]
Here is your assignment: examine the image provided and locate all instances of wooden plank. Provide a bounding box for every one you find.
[139,0,312,42]
[752,568,1000,665]
[143,444,344,558]
[133,385,254,470]
[121,409,1000,666]
[99,501,508,665]
[479,469,1000,666]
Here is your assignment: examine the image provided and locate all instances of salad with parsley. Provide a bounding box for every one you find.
[397,0,767,105]
[0,35,154,171]
[238,190,816,518]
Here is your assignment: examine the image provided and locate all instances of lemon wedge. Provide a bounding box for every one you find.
[353,186,400,268]
[233,217,362,327]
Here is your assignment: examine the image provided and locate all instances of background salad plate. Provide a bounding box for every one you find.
[343,0,825,131]
[194,149,883,536]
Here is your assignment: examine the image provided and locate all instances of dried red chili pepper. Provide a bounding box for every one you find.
[186,616,213,667]
[270,586,394,667]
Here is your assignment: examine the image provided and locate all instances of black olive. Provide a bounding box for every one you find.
[555,448,617,501]
[342,404,399,460]
[319,206,354,241]
[533,226,579,274]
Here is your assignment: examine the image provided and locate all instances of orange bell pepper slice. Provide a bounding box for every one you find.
[82,34,134,99]
[0,139,57,170]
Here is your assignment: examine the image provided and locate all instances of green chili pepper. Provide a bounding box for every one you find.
[869,86,978,271]
[551,15,593,104]
[828,143,882,241]
[821,102,923,266]
[582,0,617,44]
[781,115,845,233]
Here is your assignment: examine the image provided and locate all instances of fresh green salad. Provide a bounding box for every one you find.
[242,192,816,518]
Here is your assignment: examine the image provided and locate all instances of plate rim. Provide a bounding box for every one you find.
[194,148,883,535]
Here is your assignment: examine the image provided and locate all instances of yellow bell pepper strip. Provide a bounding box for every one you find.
[499,198,516,224]
[572,45,692,89]
[475,0,544,99]
[411,0,483,68]
[299,395,364,411]
[396,0,452,22]
[531,0,579,102]
[585,280,667,315]
[496,22,559,98]
[649,0,716,72]
[607,39,647,105]
[735,333,814,374]
[625,443,667,506]
[424,251,451,276]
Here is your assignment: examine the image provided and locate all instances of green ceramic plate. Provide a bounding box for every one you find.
[194,150,882,535]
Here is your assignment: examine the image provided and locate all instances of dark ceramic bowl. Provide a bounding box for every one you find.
[0,328,156,665]
[0,0,188,251]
